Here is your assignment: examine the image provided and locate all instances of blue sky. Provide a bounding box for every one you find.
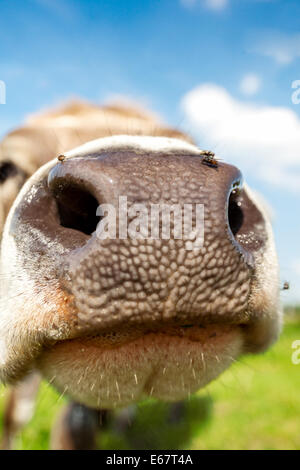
[0,0,299,304]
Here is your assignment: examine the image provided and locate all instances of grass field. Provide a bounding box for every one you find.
[0,315,299,450]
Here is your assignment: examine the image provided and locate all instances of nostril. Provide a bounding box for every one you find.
[227,184,268,254]
[53,183,100,235]
[228,190,244,237]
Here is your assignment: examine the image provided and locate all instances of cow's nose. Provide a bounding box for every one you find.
[47,153,264,260]
[48,154,241,246]
[41,150,268,331]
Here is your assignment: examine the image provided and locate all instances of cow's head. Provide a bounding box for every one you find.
[0,104,281,409]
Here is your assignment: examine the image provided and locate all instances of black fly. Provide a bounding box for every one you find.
[57,154,66,163]
[200,150,218,168]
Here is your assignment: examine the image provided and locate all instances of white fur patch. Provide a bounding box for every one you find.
[65,135,202,159]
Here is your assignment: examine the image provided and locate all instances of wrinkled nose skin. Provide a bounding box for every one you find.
[48,149,247,326]
[0,137,281,408]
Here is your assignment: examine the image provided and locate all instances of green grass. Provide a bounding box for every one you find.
[1,317,299,450]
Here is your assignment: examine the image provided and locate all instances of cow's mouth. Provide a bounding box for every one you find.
[35,321,245,409]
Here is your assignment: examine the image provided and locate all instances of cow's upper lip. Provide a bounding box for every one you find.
[0,298,277,386]
[37,322,244,363]
[62,310,251,345]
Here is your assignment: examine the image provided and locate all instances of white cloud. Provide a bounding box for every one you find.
[180,0,228,11]
[253,32,300,65]
[239,74,261,96]
[181,84,300,191]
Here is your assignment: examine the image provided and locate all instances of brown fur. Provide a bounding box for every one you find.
[0,99,191,233]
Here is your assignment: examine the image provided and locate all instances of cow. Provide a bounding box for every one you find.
[0,100,281,449]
